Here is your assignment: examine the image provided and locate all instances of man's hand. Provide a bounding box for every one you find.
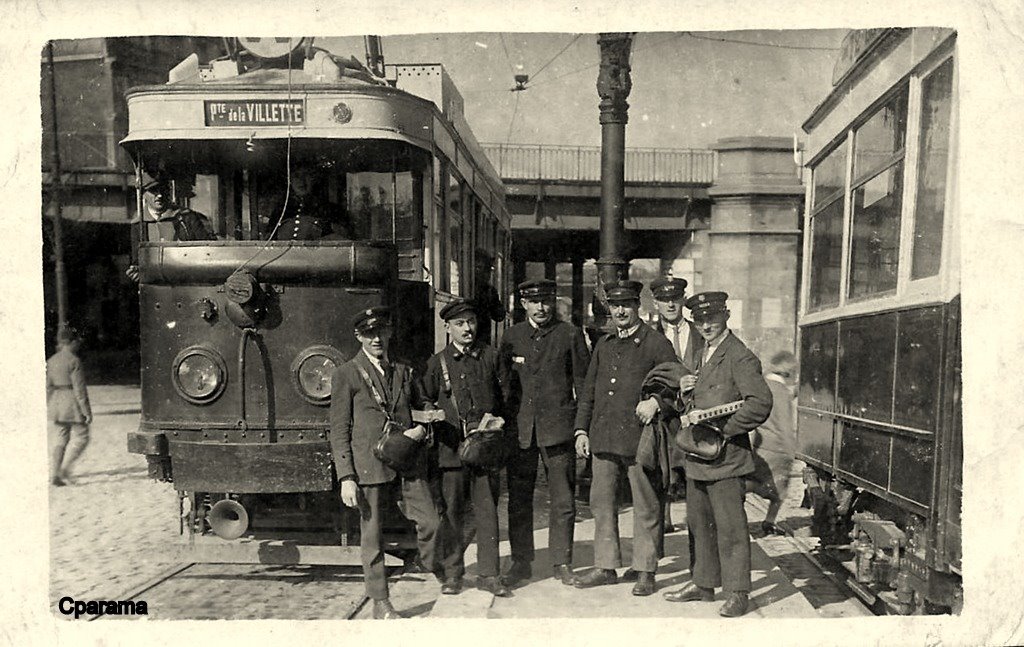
[575,432,590,458]
[678,374,697,393]
[403,424,427,442]
[635,397,660,425]
[340,479,359,508]
[125,265,140,283]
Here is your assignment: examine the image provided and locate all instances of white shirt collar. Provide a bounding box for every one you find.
[362,349,387,375]
[702,328,730,360]
[617,321,642,338]
[452,341,471,356]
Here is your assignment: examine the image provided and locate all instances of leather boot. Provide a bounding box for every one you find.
[501,560,532,587]
[573,568,618,589]
[552,564,574,586]
[477,575,512,598]
[372,599,403,619]
[663,582,715,603]
[719,592,749,617]
[631,571,656,596]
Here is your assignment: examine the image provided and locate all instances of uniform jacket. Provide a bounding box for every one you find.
[272,194,351,240]
[653,318,703,371]
[46,348,91,424]
[499,319,590,448]
[683,331,772,481]
[421,342,510,469]
[574,322,677,458]
[329,351,421,485]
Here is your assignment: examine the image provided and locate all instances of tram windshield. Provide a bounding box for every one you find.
[131,139,429,244]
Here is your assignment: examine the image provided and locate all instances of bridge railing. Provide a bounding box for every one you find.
[481,144,717,185]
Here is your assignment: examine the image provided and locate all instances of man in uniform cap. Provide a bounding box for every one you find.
[46,325,92,486]
[330,306,444,619]
[650,276,702,554]
[420,299,512,597]
[662,291,772,617]
[126,176,216,281]
[572,280,677,596]
[499,279,590,587]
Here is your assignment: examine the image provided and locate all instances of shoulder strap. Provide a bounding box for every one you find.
[354,362,391,418]
[439,353,463,423]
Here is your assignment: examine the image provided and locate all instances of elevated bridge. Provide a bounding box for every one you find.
[484,137,805,359]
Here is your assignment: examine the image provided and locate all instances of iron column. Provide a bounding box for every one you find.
[45,40,69,329]
[595,33,632,287]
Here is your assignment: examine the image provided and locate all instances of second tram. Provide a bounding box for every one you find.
[797,28,961,613]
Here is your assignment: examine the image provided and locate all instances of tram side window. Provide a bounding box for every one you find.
[447,170,463,295]
[911,58,954,280]
[848,87,908,300]
[808,144,846,309]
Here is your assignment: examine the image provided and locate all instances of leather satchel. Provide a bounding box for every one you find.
[373,419,421,472]
[353,362,422,472]
[457,413,506,469]
[675,400,745,461]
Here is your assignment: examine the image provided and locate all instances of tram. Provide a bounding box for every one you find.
[123,37,512,564]
[796,28,960,613]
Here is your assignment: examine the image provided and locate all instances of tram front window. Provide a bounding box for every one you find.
[133,139,427,245]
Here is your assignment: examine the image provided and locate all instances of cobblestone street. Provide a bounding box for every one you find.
[50,386,869,621]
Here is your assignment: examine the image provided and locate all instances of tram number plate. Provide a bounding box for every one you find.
[204,99,305,126]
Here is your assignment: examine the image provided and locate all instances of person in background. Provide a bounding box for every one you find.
[329,307,442,619]
[125,176,215,281]
[500,279,590,588]
[420,299,512,598]
[46,325,92,486]
[572,280,677,597]
[746,351,798,536]
[472,251,506,345]
[662,291,772,618]
[272,164,352,241]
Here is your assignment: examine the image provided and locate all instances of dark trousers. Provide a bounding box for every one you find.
[590,452,665,573]
[507,439,576,567]
[359,477,441,600]
[686,476,751,593]
[438,466,501,578]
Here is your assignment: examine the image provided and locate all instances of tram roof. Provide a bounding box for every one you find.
[121,65,505,200]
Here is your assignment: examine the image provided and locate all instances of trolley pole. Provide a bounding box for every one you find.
[595,33,633,289]
[45,40,69,329]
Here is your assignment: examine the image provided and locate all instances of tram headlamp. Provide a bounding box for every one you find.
[291,346,346,405]
[172,347,227,404]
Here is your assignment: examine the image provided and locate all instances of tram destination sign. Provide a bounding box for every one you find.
[204,99,305,126]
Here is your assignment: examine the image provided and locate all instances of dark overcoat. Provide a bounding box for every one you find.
[329,351,420,485]
[420,343,510,469]
[499,319,590,449]
[683,332,772,481]
[574,323,677,458]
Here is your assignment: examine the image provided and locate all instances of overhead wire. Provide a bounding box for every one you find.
[505,90,521,144]
[236,38,296,272]
[528,33,582,83]
[681,31,841,51]
[499,33,516,77]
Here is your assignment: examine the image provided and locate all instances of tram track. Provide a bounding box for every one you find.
[82,560,379,621]
[745,496,878,616]
[85,562,196,621]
